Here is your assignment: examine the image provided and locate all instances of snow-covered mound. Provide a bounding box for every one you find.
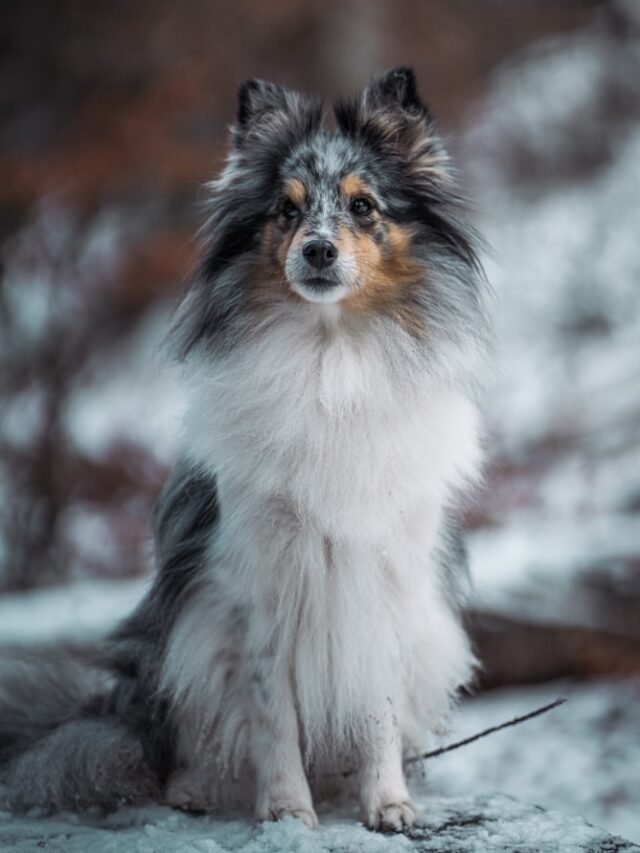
[0,578,145,647]
[1,793,637,853]
[429,680,640,844]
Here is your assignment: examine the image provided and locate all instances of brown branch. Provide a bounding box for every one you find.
[325,697,567,780]
[406,697,567,764]
[469,611,640,687]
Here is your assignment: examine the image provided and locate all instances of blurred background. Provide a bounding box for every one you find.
[0,0,639,842]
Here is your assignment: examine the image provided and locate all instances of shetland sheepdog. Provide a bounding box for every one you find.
[0,67,489,831]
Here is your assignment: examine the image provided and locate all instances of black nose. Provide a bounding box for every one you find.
[302,239,338,270]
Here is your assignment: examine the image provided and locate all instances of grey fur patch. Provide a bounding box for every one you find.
[107,461,220,781]
[0,652,111,766]
[0,652,159,812]
[0,461,220,811]
[2,717,160,813]
[436,517,472,609]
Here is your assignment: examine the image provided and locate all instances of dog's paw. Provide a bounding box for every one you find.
[164,770,209,812]
[364,798,418,832]
[257,798,318,829]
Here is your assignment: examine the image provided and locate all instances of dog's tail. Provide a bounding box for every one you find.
[0,650,161,812]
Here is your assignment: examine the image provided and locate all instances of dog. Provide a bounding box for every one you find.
[0,67,488,832]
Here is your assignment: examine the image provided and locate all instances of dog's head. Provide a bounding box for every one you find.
[177,68,486,356]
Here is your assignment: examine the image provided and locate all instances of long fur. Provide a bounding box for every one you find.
[0,67,489,829]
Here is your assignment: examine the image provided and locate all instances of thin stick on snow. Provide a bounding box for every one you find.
[406,697,567,765]
[327,697,567,779]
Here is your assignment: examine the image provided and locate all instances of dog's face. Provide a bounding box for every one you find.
[178,67,485,356]
[237,68,457,327]
[264,137,421,310]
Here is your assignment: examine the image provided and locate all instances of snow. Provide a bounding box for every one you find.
[0,579,145,647]
[457,19,640,627]
[63,305,184,462]
[468,513,640,625]
[428,680,640,844]
[0,197,184,468]
[0,793,637,853]
[475,128,640,458]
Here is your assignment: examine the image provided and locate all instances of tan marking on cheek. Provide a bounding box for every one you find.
[341,174,372,199]
[285,178,306,208]
[276,231,295,269]
[342,222,424,337]
[277,227,308,277]
[333,225,381,280]
[409,140,452,181]
[260,221,293,271]
[252,222,302,307]
[260,221,277,250]
[384,222,416,265]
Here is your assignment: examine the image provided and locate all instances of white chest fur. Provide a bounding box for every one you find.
[168,310,481,759]
[184,310,481,544]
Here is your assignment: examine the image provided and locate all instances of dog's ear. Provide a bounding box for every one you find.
[237,79,288,129]
[361,66,425,117]
[232,79,321,148]
[336,67,449,181]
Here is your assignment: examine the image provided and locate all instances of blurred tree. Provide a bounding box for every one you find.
[0,201,171,589]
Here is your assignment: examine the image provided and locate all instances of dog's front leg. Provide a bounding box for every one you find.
[359,700,417,832]
[250,659,317,828]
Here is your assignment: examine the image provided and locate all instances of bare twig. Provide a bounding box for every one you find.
[406,697,567,764]
[325,697,567,779]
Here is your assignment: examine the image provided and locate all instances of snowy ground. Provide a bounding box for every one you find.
[1,579,639,845]
[1,792,637,853]
[0,579,146,647]
[428,680,640,844]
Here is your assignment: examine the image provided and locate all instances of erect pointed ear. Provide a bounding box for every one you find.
[336,66,449,180]
[232,78,322,148]
[237,79,288,128]
[362,66,425,117]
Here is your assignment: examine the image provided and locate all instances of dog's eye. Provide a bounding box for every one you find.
[350,196,373,217]
[281,199,300,221]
